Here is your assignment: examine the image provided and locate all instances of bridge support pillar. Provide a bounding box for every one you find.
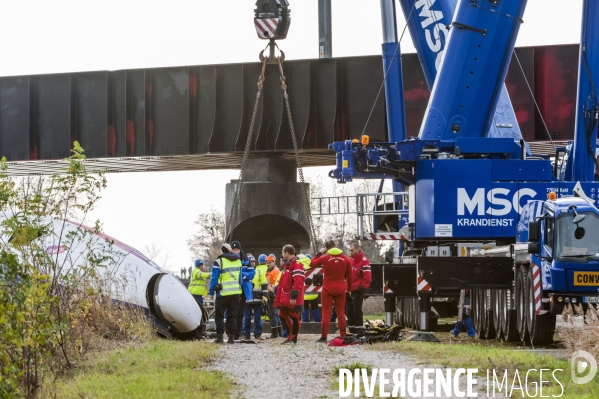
[225,157,311,257]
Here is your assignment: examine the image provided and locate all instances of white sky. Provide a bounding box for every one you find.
[0,0,584,272]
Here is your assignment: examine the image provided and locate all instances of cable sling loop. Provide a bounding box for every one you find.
[225,58,268,243]
[226,56,318,252]
[277,57,318,252]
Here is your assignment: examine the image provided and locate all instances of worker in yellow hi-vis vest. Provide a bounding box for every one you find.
[209,243,243,344]
[188,259,210,305]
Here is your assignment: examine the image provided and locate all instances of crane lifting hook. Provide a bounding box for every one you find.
[255,0,290,64]
[259,40,285,64]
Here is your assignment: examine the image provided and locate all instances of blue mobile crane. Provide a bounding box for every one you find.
[327,0,599,344]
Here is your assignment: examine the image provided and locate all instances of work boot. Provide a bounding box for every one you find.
[243,334,251,341]
[267,327,279,339]
[450,321,463,337]
[281,335,297,344]
[277,326,283,336]
[281,328,288,338]
[316,336,327,343]
[227,334,236,344]
[354,326,366,337]
[213,334,224,344]
[464,317,476,338]
[254,334,265,340]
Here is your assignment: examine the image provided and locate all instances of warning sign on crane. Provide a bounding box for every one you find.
[254,0,290,40]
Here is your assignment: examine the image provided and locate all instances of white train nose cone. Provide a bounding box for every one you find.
[153,274,202,333]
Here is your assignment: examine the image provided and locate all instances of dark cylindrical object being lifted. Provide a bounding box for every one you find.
[225,157,310,256]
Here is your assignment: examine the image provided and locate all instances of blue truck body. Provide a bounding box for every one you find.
[325,0,599,343]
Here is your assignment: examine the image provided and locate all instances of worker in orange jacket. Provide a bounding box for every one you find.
[264,254,281,338]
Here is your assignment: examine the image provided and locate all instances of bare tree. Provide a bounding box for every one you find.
[309,176,389,262]
[187,207,225,264]
[142,243,173,271]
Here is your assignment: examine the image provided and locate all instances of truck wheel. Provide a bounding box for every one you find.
[492,289,504,339]
[483,289,496,339]
[477,290,488,338]
[395,298,404,326]
[413,298,421,330]
[502,289,520,342]
[403,298,411,328]
[526,266,556,345]
[516,265,530,343]
[471,289,481,338]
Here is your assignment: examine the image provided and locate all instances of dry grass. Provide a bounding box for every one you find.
[559,303,599,358]
[49,290,157,380]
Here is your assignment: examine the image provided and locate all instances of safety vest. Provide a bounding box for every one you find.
[188,267,210,296]
[252,264,268,292]
[219,257,242,296]
[299,256,319,301]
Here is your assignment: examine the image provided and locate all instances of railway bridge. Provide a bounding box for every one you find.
[0,44,579,252]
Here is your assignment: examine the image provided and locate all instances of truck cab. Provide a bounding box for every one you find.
[528,196,599,314]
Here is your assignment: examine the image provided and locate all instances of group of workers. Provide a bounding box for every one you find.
[187,239,372,344]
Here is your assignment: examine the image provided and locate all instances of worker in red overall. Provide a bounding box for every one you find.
[310,239,352,343]
[274,244,305,344]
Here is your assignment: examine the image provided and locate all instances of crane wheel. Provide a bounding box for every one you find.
[526,266,556,345]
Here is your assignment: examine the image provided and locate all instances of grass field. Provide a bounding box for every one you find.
[44,340,232,399]
[370,340,596,398]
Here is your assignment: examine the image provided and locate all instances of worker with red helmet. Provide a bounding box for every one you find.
[309,239,352,343]
[274,244,305,344]
[347,242,372,334]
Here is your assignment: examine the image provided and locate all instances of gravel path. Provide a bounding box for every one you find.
[207,334,502,399]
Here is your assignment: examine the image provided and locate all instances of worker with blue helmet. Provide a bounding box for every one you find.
[243,254,268,340]
[188,259,211,305]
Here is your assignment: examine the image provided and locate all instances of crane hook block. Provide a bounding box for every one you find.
[254,0,291,41]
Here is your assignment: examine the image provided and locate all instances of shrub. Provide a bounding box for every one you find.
[0,142,153,398]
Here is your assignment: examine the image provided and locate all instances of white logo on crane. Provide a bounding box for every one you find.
[415,0,448,71]
[457,188,538,216]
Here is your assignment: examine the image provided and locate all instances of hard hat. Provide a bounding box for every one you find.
[195,259,204,267]
[258,254,267,263]
[266,255,276,262]
[305,254,312,260]
[248,255,256,262]
[269,253,276,259]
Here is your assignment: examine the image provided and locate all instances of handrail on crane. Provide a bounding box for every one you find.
[311,191,410,239]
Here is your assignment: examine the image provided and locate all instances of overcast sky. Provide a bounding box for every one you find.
[0,0,585,272]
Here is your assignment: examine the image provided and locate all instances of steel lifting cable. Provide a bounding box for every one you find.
[361,2,415,138]
[225,58,268,243]
[277,57,318,252]
[225,56,318,252]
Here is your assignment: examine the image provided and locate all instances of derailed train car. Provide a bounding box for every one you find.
[17,217,204,339]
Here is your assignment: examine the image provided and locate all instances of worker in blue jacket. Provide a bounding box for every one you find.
[231,241,254,340]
